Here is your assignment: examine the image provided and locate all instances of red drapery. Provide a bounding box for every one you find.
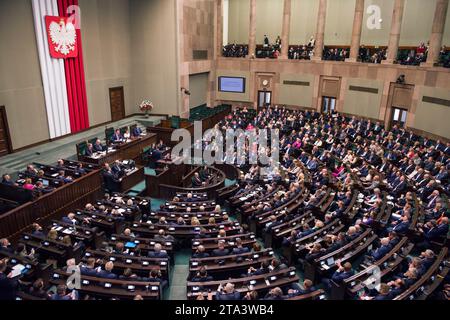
[57,0,89,133]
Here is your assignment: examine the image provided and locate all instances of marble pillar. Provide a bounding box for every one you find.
[280,0,292,59]
[383,0,405,64]
[347,0,365,62]
[422,0,449,67]
[312,0,327,61]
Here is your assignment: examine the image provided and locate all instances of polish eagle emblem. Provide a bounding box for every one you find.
[48,19,77,56]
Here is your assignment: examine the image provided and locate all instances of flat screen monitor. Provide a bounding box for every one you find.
[218,77,246,93]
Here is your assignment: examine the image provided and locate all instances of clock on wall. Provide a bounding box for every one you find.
[262,79,269,87]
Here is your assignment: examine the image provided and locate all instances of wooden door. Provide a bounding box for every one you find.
[0,106,12,156]
[109,87,125,122]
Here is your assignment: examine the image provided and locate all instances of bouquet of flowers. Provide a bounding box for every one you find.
[140,100,153,117]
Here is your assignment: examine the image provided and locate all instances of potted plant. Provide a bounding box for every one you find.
[140,100,153,118]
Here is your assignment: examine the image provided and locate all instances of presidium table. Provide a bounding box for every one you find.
[77,133,157,165]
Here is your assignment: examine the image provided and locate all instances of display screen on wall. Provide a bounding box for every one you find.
[218,77,246,93]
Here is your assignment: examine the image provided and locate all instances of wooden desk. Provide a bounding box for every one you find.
[78,134,157,165]
[0,167,103,240]
[117,166,145,193]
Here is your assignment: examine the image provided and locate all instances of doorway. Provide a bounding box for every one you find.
[321,96,336,113]
[109,87,125,122]
[258,90,272,109]
[390,107,408,128]
[0,106,12,156]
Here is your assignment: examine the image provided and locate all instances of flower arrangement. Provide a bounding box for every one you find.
[140,100,153,118]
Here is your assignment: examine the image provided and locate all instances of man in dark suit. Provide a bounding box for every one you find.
[132,126,143,137]
[61,212,77,225]
[0,238,13,254]
[26,165,38,177]
[331,262,354,283]
[93,139,105,152]
[370,237,391,261]
[424,217,448,240]
[286,279,316,297]
[192,245,210,258]
[85,143,94,157]
[75,163,86,176]
[0,260,17,300]
[192,172,203,187]
[148,243,168,258]
[1,174,16,186]
[31,223,45,238]
[50,284,77,300]
[80,258,98,277]
[191,267,213,282]
[97,261,117,279]
[232,238,249,255]
[56,170,73,184]
[215,283,241,300]
[111,129,124,144]
[387,215,410,235]
[212,241,230,257]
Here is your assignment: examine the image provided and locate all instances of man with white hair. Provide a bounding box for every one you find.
[216,282,240,300]
[370,238,391,261]
[148,243,168,258]
[98,261,117,279]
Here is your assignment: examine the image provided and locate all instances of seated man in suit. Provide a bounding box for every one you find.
[56,170,73,184]
[26,164,38,177]
[93,139,105,152]
[85,143,94,157]
[0,260,19,300]
[215,283,241,300]
[56,159,65,169]
[369,237,392,261]
[363,283,392,300]
[111,129,124,144]
[75,163,86,176]
[148,243,168,258]
[0,238,13,254]
[325,262,354,289]
[80,258,98,277]
[199,166,210,182]
[31,223,45,238]
[50,284,78,301]
[156,139,166,151]
[191,172,204,187]
[232,238,250,255]
[191,267,213,282]
[131,125,143,137]
[286,279,316,297]
[193,245,210,258]
[419,217,449,242]
[212,241,230,257]
[153,229,174,243]
[386,214,410,235]
[97,261,117,279]
[263,287,284,300]
[1,174,17,186]
[143,269,167,288]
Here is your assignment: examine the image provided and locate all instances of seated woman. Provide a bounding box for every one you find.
[23,178,35,190]
[332,163,345,178]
